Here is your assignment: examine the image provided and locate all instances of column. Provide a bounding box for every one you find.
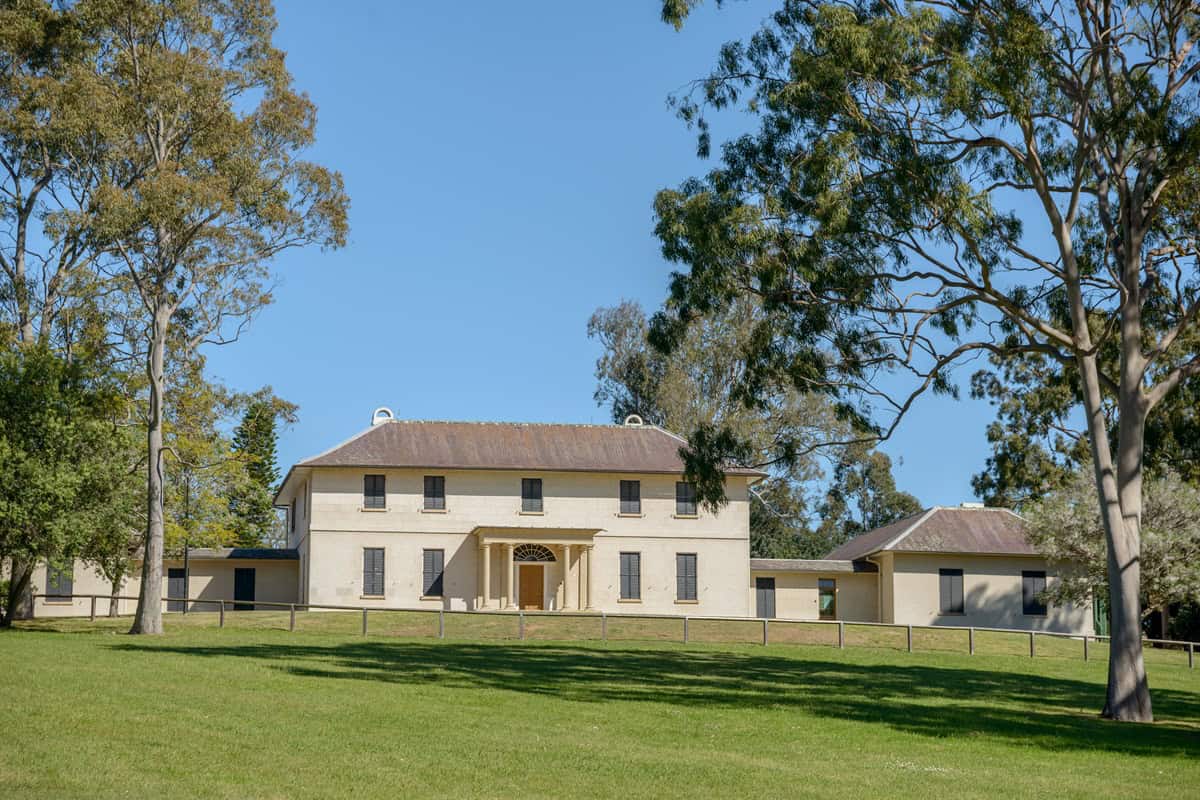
[504,543,515,609]
[584,545,595,610]
[480,543,492,609]
[562,544,573,611]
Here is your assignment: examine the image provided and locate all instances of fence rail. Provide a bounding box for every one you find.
[27,593,1196,669]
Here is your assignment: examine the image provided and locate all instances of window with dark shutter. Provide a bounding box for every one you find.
[939,568,964,614]
[676,553,697,601]
[620,480,641,514]
[521,478,542,512]
[423,549,445,597]
[1023,571,1048,615]
[675,481,697,516]
[46,564,73,599]
[362,548,385,596]
[424,476,445,510]
[619,552,641,600]
[363,474,386,509]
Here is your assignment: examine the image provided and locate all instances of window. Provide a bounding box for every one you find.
[521,478,543,512]
[619,552,641,600]
[423,549,445,597]
[676,553,697,601]
[1023,571,1048,616]
[675,481,698,516]
[619,480,641,514]
[363,474,386,509]
[362,548,385,597]
[939,568,964,615]
[46,563,73,600]
[818,578,837,620]
[424,475,446,510]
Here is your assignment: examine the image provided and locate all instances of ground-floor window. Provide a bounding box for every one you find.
[1022,571,1047,616]
[423,549,444,597]
[619,552,641,600]
[939,568,964,615]
[676,553,697,601]
[818,578,837,620]
[46,563,73,600]
[363,548,385,597]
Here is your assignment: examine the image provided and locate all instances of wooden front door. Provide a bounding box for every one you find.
[518,565,544,610]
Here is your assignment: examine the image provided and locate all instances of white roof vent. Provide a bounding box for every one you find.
[623,414,644,427]
[371,407,395,426]
[960,501,985,509]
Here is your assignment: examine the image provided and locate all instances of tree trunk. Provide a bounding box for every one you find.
[108,574,123,618]
[1,560,33,627]
[129,303,170,635]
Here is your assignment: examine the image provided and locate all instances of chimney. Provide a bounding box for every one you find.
[371,407,394,426]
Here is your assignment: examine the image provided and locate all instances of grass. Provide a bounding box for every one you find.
[1,614,1197,799]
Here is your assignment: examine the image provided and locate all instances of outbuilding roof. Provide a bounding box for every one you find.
[172,548,300,561]
[750,558,878,573]
[290,419,765,478]
[823,506,1035,560]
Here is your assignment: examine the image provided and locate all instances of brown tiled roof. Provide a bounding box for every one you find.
[295,420,766,477]
[824,507,1035,560]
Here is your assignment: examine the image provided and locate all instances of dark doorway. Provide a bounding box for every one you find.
[234,568,256,611]
[756,577,776,619]
[167,568,186,612]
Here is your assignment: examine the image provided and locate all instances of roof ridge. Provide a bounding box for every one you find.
[878,506,942,552]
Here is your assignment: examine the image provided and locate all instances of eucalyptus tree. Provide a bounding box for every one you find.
[77,0,348,634]
[654,0,1200,720]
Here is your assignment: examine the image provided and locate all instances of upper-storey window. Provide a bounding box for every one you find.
[289,497,296,532]
[363,474,386,509]
[675,481,698,516]
[521,478,543,513]
[424,475,446,510]
[619,480,641,514]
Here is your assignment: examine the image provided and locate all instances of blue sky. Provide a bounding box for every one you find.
[202,0,999,507]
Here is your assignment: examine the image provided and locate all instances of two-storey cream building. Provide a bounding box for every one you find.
[274,410,761,616]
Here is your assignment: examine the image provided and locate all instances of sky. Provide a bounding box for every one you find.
[202,0,1000,507]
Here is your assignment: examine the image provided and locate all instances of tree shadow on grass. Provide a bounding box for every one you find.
[106,637,1200,757]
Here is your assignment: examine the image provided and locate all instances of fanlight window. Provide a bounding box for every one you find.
[513,544,556,562]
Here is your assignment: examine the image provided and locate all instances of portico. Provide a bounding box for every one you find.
[474,527,600,611]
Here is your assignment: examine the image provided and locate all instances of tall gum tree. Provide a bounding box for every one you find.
[79,0,348,635]
[654,0,1200,721]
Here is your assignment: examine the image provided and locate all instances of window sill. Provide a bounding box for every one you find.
[44,600,74,605]
[359,507,388,513]
[616,512,644,518]
[1023,613,1048,618]
[419,595,444,601]
[672,514,699,520]
[674,599,699,605]
[360,594,385,600]
[518,510,545,516]
[617,598,642,604]
[420,508,448,514]
[938,612,965,617]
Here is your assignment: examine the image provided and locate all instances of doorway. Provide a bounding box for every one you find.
[518,564,544,610]
[234,567,256,611]
[167,568,186,612]
[756,577,776,619]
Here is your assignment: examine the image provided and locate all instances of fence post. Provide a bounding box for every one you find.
[439,609,445,639]
[90,595,97,622]
[519,611,525,640]
[219,600,225,628]
[968,627,975,656]
[762,618,769,646]
[906,624,913,653]
[837,621,845,649]
[289,604,296,632]
[1029,631,1035,658]
[683,616,689,644]
[1083,635,1089,662]
[601,612,607,642]
[361,607,368,636]
[1189,642,1194,670]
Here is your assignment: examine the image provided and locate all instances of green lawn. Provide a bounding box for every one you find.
[1,615,1196,799]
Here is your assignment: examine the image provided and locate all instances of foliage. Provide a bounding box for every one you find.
[228,393,294,547]
[815,444,921,544]
[0,345,131,624]
[1025,470,1200,617]
[651,0,1200,721]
